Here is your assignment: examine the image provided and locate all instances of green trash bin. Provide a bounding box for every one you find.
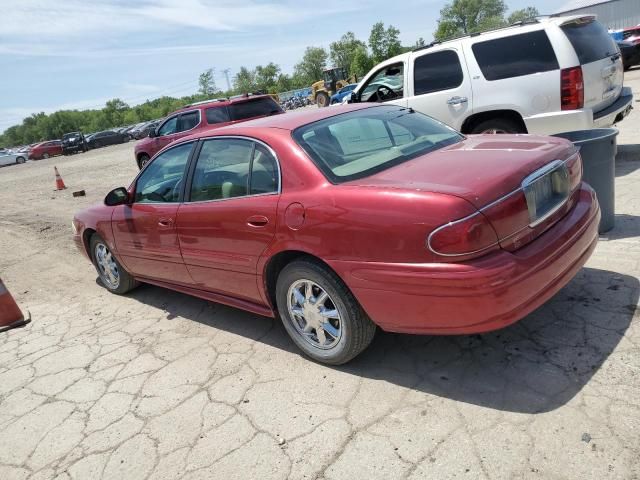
[553,128,618,233]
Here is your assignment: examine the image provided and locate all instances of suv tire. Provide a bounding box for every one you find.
[469,117,524,134]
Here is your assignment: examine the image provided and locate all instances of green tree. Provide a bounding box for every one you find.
[330,32,366,74]
[350,45,374,78]
[507,6,539,24]
[368,22,402,63]
[414,37,427,48]
[434,0,507,41]
[293,46,328,85]
[103,98,129,127]
[233,66,256,93]
[254,63,281,92]
[198,68,217,95]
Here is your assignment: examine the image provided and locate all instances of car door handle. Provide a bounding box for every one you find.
[447,96,468,105]
[158,218,174,227]
[247,215,269,227]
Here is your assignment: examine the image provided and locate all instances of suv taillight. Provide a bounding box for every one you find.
[561,66,584,110]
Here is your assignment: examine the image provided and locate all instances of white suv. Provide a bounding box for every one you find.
[349,15,633,135]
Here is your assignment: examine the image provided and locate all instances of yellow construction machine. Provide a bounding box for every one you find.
[310,67,357,107]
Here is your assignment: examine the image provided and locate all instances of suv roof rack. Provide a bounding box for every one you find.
[412,17,541,52]
[182,97,228,108]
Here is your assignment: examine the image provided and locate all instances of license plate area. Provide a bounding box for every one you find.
[522,160,570,227]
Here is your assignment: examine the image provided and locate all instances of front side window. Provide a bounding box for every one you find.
[472,30,559,81]
[413,50,463,95]
[158,116,178,136]
[360,63,404,102]
[134,142,193,203]
[293,106,462,183]
[178,111,199,132]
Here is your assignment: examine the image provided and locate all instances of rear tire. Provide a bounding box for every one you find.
[469,117,524,134]
[276,259,376,365]
[15,157,25,164]
[90,234,138,294]
[43,153,49,159]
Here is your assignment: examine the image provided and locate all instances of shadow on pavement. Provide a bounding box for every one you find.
[600,214,640,241]
[616,145,640,175]
[126,266,637,414]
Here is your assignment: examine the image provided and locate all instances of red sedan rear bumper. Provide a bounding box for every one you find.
[328,184,600,334]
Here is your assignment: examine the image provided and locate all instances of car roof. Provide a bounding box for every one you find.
[179,103,376,142]
[176,94,276,114]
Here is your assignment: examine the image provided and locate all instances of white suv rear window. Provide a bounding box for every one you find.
[561,20,618,64]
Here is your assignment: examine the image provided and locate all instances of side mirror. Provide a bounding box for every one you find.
[104,187,130,206]
[148,128,157,138]
[349,91,359,103]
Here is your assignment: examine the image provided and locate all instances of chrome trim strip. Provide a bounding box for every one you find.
[426,210,500,257]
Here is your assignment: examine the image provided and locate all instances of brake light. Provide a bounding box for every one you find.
[427,213,499,258]
[561,67,584,110]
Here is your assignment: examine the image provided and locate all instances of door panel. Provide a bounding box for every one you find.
[176,195,279,303]
[112,203,193,284]
[406,48,472,131]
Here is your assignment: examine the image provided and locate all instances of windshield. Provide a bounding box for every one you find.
[63,132,80,139]
[293,106,463,183]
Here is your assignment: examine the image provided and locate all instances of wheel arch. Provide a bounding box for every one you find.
[263,250,341,312]
[82,228,97,260]
[460,109,528,134]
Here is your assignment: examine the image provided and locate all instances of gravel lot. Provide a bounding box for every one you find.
[1,71,639,480]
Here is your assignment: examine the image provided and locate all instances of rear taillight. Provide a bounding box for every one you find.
[561,66,584,110]
[427,213,498,259]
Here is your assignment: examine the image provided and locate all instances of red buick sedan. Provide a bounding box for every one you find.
[73,104,600,364]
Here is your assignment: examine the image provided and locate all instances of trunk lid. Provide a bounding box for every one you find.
[560,17,624,113]
[345,134,575,209]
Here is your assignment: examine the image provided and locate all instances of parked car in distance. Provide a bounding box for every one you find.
[62,132,88,155]
[28,140,63,159]
[330,83,358,105]
[73,104,600,364]
[0,148,28,166]
[87,130,129,149]
[348,15,632,135]
[618,40,640,70]
[132,120,161,140]
[134,94,284,168]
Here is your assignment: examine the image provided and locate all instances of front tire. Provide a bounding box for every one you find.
[276,259,376,365]
[90,234,138,294]
[15,156,25,164]
[315,91,330,108]
[43,153,49,159]
[138,154,150,169]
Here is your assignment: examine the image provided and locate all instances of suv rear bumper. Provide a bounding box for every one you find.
[523,86,633,135]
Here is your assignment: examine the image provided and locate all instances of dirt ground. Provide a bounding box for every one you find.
[1,71,639,480]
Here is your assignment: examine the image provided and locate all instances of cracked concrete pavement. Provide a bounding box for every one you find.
[1,70,639,479]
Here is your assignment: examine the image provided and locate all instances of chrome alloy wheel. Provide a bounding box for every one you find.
[95,243,120,289]
[481,128,509,134]
[287,279,342,350]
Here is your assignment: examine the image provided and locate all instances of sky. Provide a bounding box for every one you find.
[0,0,559,133]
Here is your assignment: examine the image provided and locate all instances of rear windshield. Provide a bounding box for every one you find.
[63,133,80,139]
[292,106,463,183]
[472,30,559,81]
[561,20,617,64]
[229,97,282,121]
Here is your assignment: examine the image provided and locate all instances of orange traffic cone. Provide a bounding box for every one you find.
[0,278,30,333]
[54,166,67,190]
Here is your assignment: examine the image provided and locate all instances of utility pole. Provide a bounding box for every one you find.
[222,68,232,92]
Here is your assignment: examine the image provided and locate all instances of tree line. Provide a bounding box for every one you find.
[1,1,536,147]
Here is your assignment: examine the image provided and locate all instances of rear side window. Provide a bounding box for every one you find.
[561,20,618,64]
[229,97,282,121]
[413,50,463,95]
[472,30,559,81]
[205,106,231,125]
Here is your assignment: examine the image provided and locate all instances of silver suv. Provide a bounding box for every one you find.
[349,15,633,134]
